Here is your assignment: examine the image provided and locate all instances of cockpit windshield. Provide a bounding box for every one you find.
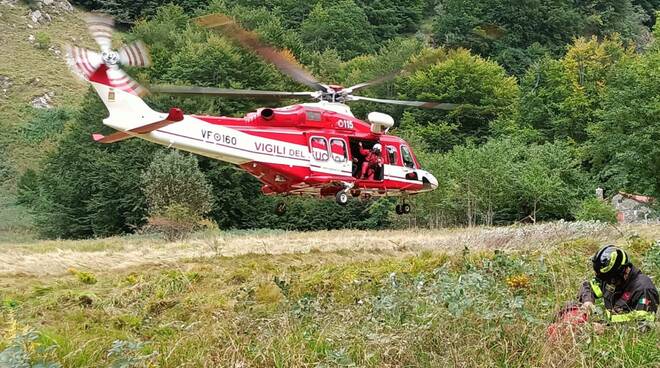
[401,145,416,168]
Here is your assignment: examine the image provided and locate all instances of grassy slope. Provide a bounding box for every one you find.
[1,224,659,367]
[0,2,92,238]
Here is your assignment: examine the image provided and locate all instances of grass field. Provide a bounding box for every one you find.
[1,222,659,367]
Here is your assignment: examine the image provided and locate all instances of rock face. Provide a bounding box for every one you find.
[31,92,54,109]
[27,0,74,24]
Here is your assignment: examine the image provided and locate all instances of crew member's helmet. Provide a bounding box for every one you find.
[373,143,382,152]
[592,245,631,282]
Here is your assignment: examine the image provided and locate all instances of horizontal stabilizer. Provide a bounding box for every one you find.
[92,107,184,144]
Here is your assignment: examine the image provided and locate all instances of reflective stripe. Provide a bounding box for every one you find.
[606,310,656,323]
[600,251,618,273]
[590,279,603,298]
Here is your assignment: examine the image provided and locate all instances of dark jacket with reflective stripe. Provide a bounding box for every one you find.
[578,266,658,322]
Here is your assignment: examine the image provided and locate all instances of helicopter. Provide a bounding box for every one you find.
[66,13,460,215]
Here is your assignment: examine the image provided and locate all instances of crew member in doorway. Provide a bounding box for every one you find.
[358,142,383,180]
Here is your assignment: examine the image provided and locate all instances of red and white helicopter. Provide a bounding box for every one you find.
[67,14,459,214]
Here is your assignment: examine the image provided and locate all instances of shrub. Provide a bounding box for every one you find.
[142,150,214,217]
[34,31,51,50]
[143,203,203,241]
[573,198,617,223]
[67,268,97,284]
[141,151,214,239]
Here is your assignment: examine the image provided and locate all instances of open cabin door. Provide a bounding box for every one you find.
[306,134,352,177]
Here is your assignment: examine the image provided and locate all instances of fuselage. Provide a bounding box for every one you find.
[90,74,438,199]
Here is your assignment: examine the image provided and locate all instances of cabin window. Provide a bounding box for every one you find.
[401,145,415,168]
[330,138,348,162]
[310,137,329,161]
[386,146,398,165]
[306,111,322,121]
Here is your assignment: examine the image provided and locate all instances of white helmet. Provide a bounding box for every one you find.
[373,143,382,151]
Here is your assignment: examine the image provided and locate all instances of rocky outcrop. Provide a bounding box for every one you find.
[0,75,12,98]
[26,0,74,25]
[31,92,54,109]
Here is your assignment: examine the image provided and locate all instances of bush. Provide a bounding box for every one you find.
[142,150,214,217]
[143,203,203,241]
[34,31,51,49]
[573,198,617,223]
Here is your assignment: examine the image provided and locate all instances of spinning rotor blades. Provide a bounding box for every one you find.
[195,13,324,91]
[119,41,151,68]
[350,95,458,110]
[151,85,317,100]
[86,14,114,53]
[65,14,151,97]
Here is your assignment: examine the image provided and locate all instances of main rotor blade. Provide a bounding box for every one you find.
[349,95,458,110]
[195,13,324,91]
[343,51,448,94]
[151,85,318,100]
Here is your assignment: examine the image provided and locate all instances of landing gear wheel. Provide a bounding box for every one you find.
[275,202,287,216]
[395,204,404,215]
[336,190,349,206]
[402,203,411,214]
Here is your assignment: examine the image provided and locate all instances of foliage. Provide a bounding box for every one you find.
[0,327,60,368]
[432,0,647,75]
[519,36,630,143]
[67,268,98,285]
[143,204,205,241]
[300,0,376,60]
[585,49,660,197]
[407,139,589,227]
[70,0,209,24]
[142,150,214,217]
[107,340,158,368]
[397,48,520,151]
[26,92,158,239]
[573,198,618,223]
[34,31,51,50]
[2,232,659,366]
[19,108,73,144]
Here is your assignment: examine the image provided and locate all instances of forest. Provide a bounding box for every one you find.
[8,0,660,238]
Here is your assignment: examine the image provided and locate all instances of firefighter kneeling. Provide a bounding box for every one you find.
[549,245,658,337]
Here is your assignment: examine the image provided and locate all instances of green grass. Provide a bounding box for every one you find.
[1,233,658,367]
[0,3,94,238]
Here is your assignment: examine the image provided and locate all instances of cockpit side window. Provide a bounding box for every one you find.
[330,138,348,162]
[310,137,329,161]
[401,145,416,168]
[386,146,398,165]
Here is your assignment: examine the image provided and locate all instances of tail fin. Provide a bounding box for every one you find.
[88,65,164,131]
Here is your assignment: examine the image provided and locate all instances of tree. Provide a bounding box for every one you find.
[28,92,158,239]
[586,50,660,197]
[432,0,647,75]
[142,150,214,217]
[300,0,376,60]
[432,0,584,75]
[519,36,630,143]
[396,48,520,151]
[355,0,425,42]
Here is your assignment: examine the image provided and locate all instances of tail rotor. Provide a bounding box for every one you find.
[65,14,151,96]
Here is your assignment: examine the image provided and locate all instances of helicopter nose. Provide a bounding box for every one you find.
[425,173,438,190]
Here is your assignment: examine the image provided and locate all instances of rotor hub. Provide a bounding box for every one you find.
[102,51,120,66]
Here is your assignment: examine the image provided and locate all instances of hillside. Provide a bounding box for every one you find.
[1,223,659,366]
[0,0,93,238]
